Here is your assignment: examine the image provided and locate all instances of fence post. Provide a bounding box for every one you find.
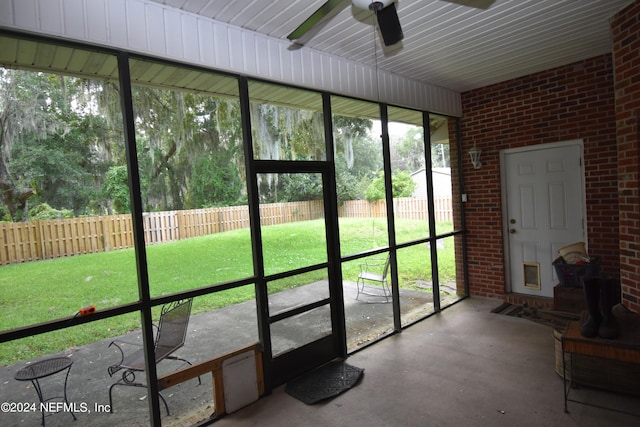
[36,220,46,261]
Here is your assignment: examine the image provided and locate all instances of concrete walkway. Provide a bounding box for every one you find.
[1,281,445,426]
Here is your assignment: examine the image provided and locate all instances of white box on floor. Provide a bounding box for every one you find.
[222,350,259,413]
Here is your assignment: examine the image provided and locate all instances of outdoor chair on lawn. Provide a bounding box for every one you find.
[356,255,391,302]
[107,298,201,415]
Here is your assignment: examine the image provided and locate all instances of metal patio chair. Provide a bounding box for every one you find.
[356,255,391,302]
[107,298,200,415]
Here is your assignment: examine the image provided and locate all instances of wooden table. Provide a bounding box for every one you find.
[562,316,640,414]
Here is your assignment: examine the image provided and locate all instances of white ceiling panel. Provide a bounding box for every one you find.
[148,0,633,92]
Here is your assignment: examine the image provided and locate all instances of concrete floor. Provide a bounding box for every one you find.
[212,298,639,427]
[3,296,639,426]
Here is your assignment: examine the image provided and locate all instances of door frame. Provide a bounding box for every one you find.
[240,82,346,388]
[253,160,346,387]
[500,139,587,295]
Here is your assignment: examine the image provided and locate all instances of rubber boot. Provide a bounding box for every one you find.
[580,277,601,338]
[598,277,619,339]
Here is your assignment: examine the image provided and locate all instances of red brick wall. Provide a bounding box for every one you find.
[612,0,640,313]
[460,55,619,301]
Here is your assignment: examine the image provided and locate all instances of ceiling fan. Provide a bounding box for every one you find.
[287,0,497,47]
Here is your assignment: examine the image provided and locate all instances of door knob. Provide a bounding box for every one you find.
[509,229,516,234]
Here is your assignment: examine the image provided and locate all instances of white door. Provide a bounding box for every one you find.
[502,142,585,297]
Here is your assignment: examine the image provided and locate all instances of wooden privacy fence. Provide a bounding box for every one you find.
[0,197,451,265]
[0,214,135,265]
[339,197,452,223]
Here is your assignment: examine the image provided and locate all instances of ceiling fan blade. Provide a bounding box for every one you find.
[442,0,496,9]
[288,0,347,40]
[376,3,403,46]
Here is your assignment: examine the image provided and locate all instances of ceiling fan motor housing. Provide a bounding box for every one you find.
[352,0,394,12]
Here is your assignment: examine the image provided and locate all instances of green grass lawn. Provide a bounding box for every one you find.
[0,218,456,365]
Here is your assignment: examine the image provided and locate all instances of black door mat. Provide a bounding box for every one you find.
[491,302,579,329]
[285,360,364,405]
[491,302,524,316]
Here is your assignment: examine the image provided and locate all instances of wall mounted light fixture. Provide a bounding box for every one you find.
[469,145,482,169]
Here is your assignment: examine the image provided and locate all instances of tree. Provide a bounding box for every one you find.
[10,113,111,217]
[395,127,425,172]
[102,166,131,214]
[189,151,242,207]
[334,157,362,204]
[333,116,381,203]
[251,103,325,162]
[391,170,417,198]
[1,69,125,220]
[186,97,245,208]
[333,116,374,170]
[132,87,245,211]
[251,103,326,201]
[0,70,57,220]
[132,87,196,211]
[279,173,323,202]
[2,64,432,220]
[365,171,416,202]
[431,142,450,168]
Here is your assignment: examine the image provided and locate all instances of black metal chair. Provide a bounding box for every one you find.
[107,298,200,415]
[356,255,391,302]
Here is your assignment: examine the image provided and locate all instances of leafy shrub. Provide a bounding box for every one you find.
[29,203,74,220]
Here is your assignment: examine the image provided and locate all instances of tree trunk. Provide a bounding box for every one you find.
[0,145,35,221]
